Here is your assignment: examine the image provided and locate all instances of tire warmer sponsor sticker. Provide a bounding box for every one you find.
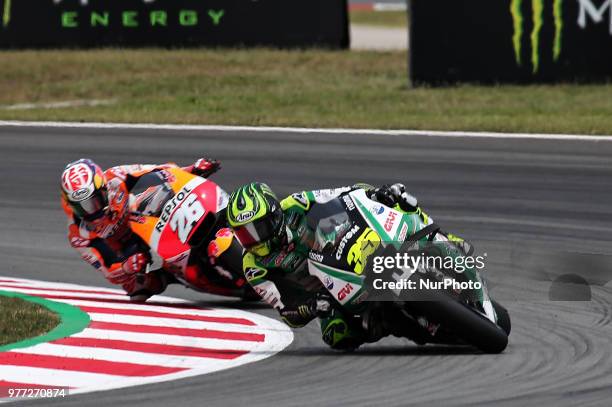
[0,277,293,400]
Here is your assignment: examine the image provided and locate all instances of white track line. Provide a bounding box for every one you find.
[0,279,124,294]
[0,120,611,141]
[0,287,135,301]
[0,278,183,302]
[72,329,269,352]
[0,366,128,388]
[0,284,272,324]
[0,283,120,296]
[13,344,234,369]
[0,277,294,399]
[0,286,280,330]
[42,298,256,319]
[86,313,268,333]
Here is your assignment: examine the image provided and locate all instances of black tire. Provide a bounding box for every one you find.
[492,300,511,335]
[406,299,508,354]
[400,275,508,354]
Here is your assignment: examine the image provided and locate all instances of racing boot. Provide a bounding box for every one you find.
[320,309,365,351]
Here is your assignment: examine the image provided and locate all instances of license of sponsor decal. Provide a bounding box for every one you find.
[236,210,255,223]
[71,187,91,201]
[384,211,397,232]
[398,222,409,241]
[309,252,324,262]
[335,224,360,260]
[370,204,385,215]
[155,185,193,233]
[245,267,267,282]
[337,283,354,301]
[342,195,355,211]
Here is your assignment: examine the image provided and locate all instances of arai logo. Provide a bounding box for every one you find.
[236,210,255,223]
[71,187,91,201]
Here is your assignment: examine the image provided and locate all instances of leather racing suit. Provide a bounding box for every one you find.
[242,183,440,350]
[62,160,220,301]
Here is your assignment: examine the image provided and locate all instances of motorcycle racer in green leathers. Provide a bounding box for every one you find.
[226,182,467,350]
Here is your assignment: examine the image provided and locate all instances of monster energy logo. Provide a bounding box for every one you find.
[577,0,612,33]
[509,0,564,74]
[1,0,225,29]
[2,0,10,27]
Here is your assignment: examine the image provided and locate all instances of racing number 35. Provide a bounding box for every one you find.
[347,228,380,275]
[170,194,205,243]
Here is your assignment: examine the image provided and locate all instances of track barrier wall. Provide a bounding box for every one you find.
[410,0,612,84]
[0,0,349,48]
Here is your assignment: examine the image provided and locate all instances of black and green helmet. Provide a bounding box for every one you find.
[227,182,284,256]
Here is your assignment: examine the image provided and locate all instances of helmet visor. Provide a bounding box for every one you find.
[233,207,283,252]
[72,188,108,220]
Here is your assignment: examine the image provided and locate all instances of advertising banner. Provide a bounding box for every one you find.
[410,0,612,84]
[0,0,349,48]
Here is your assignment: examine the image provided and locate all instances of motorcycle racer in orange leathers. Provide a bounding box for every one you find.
[60,158,221,301]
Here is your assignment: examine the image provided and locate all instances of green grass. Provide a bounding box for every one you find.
[350,10,408,27]
[0,296,60,346]
[0,49,611,134]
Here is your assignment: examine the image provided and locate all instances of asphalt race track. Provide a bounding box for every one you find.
[1,125,612,406]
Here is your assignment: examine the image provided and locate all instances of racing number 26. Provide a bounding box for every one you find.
[170,195,205,243]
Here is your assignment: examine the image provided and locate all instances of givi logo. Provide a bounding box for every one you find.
[384,211,397,232]
[337,283,354,301]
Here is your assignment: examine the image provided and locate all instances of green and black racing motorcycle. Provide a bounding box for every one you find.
[305,188,511,353]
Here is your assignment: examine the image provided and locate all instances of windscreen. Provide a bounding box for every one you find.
[130,172,175,217]
[307,198,352,253]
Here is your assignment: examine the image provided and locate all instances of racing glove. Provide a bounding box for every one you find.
[127,269,172,303]
[279,292,333,328]
[311,292,334,318]
[189,158,221,178]
[107,253,149,285]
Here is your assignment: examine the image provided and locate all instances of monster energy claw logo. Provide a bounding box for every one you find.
[509,0,564,74]
[2,0,11,27]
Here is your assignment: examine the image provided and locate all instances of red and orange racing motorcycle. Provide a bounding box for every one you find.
[128,167,256,300]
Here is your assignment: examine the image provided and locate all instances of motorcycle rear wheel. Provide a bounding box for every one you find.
[406,299,508,353]
[492,299,511,335]
[400,275,509,354]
